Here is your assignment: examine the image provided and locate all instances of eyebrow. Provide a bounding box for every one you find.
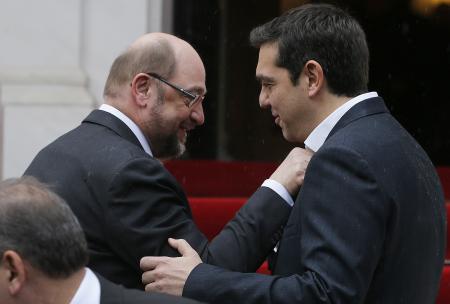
[255,75,275,83]
[189,86,207,96]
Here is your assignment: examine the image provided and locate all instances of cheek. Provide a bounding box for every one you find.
[259,88,274,108]
[173,111,190,125]
[269,89,285,110]
[164,109,191,132]
[161,104,187,121]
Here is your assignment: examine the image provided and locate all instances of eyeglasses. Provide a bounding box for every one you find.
[146,73,204,108]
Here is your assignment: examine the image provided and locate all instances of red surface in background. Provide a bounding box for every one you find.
[165,160,277,197]
[167,160,450,199]
[171,161,450,301]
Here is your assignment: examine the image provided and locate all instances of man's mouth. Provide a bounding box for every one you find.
[178,128,188,143]
[274,116,281,126]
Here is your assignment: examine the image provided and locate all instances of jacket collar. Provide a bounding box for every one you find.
[83,110,144,150]
[326,96,389,141]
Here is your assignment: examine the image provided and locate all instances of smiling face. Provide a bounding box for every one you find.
[141,45,206,159]
[256,43,316,143]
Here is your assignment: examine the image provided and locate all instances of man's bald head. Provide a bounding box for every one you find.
[103,32,201,99]
[102,33,206,160]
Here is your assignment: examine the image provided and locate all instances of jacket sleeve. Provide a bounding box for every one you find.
[183,146,389,304]
[99,156,290,273]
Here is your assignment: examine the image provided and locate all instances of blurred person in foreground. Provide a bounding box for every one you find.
[0,177,203,304]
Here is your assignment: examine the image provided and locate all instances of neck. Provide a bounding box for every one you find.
[105,98,142,129]
[314,91,353,128]
[28,268,86,304]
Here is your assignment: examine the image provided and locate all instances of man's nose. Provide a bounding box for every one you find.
[259,90,270,109]
[190,101,205,125]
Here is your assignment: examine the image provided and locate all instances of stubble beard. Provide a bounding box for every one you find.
[148,87,188,160]
[148,112,187,160]
[152,132,185,160]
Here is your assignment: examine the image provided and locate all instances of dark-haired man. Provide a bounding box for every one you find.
[24,32,312,289]
[0,177,202,304]
[141,4,446,304]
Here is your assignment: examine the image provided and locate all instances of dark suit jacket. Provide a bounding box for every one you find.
[183,97,446,304]
[97,273,202,304]
[25,110,290,289]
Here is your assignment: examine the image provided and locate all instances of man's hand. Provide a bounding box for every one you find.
[270,147,313,196]
[140,238,202,296]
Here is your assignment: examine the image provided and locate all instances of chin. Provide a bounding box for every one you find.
[282,131,299,143]
[152,133,186,160]
[281,128,291,140]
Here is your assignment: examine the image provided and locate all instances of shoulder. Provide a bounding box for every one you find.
[97,273,202,304]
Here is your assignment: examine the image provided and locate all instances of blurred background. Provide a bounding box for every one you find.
[1,0,449,178]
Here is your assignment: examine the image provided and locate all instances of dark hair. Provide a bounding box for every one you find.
[0,177,88,279]
[104,37,176,98]
[250,3,369,97]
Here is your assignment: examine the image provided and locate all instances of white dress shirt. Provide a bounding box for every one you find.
[70,268,101,304]
[262,179,295,206]
[304,92,378,152]
[267,92,379,206]
[99,104,153,156]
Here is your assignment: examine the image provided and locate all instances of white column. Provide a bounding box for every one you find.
[0,0,173,179]
[0,0,94,179]
[82,0,173,104]
[0,68,93,178]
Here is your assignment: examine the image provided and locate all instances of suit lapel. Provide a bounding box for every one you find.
[83,110,143,150]
[326,96,390,141]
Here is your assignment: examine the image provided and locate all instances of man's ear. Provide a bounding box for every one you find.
[303,60,324,98]
[1,250,26,295]
[130,73,153,106]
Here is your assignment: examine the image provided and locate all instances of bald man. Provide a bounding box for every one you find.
[25,33,312,289]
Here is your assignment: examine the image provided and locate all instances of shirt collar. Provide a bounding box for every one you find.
[99,104,153,156]
[70,268,100,304]
[304,91,378,152]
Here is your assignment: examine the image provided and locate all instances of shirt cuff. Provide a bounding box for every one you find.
[261,179,294,207]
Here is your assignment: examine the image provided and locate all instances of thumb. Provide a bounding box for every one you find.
[168,238,194,256]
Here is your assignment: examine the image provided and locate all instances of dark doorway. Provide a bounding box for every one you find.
[174,0,450,165]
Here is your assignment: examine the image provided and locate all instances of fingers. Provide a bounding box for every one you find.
[141,253,192,297]
[142,268,156,285]
[140,256,168,271]
[270,147,314,195]
[290,146,313,159]
[144,281,180,296]
[140,257,171,285]
[140,239,195,274]
[143,273,170,294]
[168,238,195,256]
[144,282,160,293]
